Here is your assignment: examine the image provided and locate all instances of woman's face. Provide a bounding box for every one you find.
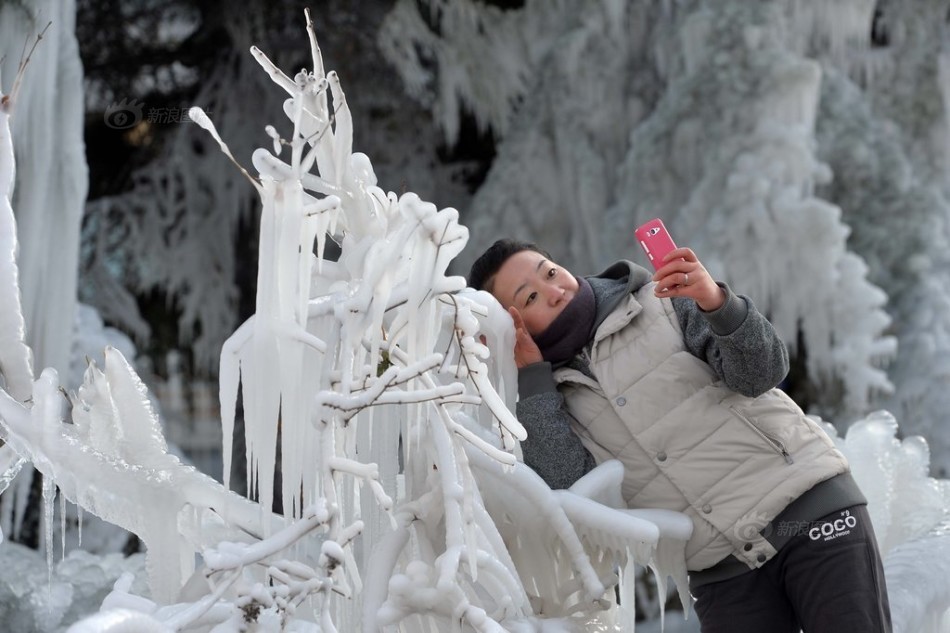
[490,250,579,336]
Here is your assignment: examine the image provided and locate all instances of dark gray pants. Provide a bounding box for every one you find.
[692,505,891,632]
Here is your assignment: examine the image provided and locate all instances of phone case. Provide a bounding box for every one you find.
[635,218,677,271]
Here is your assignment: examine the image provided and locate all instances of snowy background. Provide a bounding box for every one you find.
[1,0,950,631]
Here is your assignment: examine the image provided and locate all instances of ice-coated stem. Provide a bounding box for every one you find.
[249,46,298,96]
[188,107,261,192]
[304,8,325,89]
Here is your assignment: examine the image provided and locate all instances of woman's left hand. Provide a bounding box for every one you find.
[653,247,725,312]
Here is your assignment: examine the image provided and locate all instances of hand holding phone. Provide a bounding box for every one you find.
[635,218,678,271]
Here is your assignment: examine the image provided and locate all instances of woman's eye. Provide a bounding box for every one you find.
[526,292,537,306]
[547,267,557,278]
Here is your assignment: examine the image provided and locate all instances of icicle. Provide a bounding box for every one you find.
[218,317,251,491]
[60,492,66,560]
[619,548,637,632]
[43,474,55,599]
[12,465,31,541]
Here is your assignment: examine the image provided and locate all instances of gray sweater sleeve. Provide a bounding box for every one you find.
[515,362,597,489]
[672,282,789,397]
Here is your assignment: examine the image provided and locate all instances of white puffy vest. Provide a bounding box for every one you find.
[555,284,849,571]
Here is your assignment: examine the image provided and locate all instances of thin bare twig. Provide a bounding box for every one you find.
[5,21,53,111]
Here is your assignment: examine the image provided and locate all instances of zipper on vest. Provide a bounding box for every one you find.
[730,406,794,464]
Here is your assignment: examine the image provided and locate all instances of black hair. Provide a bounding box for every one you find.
[467,239,551,292]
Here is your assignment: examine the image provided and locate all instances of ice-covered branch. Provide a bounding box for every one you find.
[5,21,53,110]
[203,501,331,572]
[188,107,261,192]
[318,380,467,413]
[249,46,298,97]
[0,363,288,603]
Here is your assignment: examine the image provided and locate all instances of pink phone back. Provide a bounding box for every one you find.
[635,218,678,270]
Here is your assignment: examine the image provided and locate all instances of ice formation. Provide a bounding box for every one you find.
[0,22,39,546]
[0,0,87,380]
[824,412,950,633]
[0,0,92,560]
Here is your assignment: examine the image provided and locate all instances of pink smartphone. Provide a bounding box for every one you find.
[635,218,678,271]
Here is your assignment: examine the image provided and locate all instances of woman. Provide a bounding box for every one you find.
[468,239,891,632]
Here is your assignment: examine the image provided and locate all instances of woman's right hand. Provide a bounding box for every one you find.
[509,307,544,368]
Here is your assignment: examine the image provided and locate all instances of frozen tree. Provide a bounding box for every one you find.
[379,0,950,473]
[600,3,898,420]
[806,0,950,476]
[79,0,475,375]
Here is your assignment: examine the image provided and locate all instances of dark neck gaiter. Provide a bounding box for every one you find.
[533,276,596,364]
